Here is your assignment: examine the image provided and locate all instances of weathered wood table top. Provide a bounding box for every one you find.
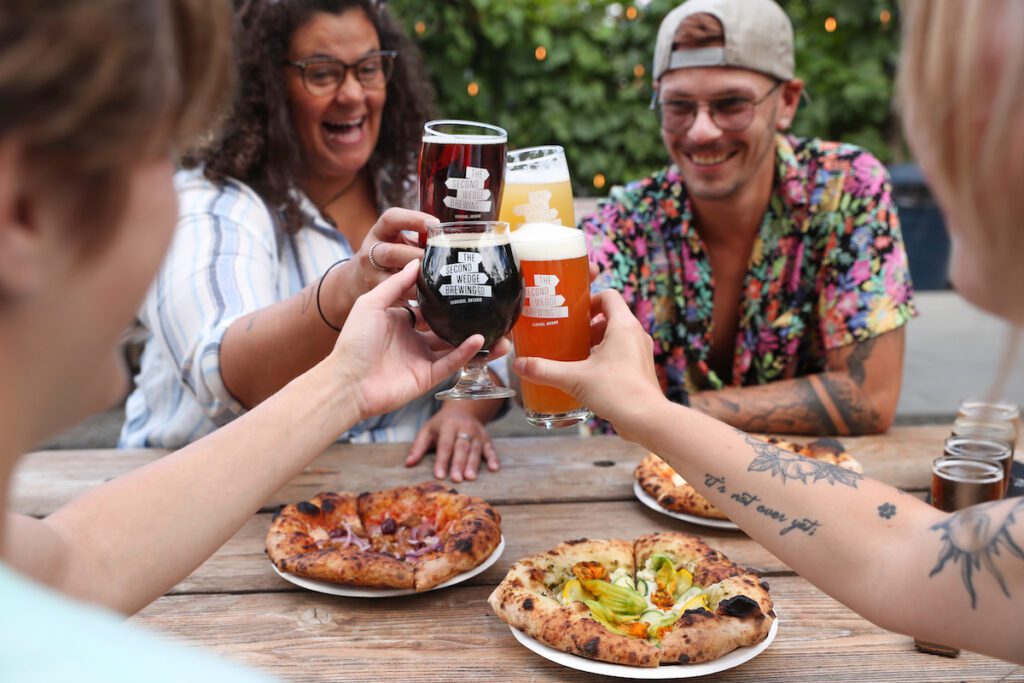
[13,425,1022,681]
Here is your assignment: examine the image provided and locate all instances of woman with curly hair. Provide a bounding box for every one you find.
[121,0,506,482]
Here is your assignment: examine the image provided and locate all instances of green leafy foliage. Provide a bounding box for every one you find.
[389,0,901,196]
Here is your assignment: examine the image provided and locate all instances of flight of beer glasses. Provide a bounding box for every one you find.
[418,120,508,247]
[417,221,524,400]
[499,145,575,230]
[508,224,592,427]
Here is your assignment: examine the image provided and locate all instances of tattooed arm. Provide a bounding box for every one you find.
[513,291,1024,664]
[688,327,905,436]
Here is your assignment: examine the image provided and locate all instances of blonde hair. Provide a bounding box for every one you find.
[898,0,1024,261]
[0,0,232,239]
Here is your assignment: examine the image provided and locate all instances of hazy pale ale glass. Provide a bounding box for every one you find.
[418,120,507,247]
[498,146,575,230]
[509,224,591,428]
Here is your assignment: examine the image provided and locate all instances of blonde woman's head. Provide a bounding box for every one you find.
[899,0,1024,322]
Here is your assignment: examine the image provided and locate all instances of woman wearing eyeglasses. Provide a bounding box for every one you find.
[121,0,505,483]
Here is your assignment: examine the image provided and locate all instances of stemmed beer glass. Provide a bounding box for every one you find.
[417,221,523,400]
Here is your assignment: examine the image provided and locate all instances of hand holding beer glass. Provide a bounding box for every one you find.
[499,145,575,230]
[508,224,592,427]
[418,120,508,247]
[417,221,523,400]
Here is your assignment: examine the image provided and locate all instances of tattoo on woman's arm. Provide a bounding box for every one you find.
[929,499,1024,608]
[741,433,863,488]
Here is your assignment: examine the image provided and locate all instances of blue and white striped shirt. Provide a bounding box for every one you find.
[120,167,443,448]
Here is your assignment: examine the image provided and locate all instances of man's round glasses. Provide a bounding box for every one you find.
[654,81,782,133]
[285,50,397,97]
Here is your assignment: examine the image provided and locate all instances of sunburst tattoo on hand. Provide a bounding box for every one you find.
[929,499,1024,608]
[742,434,863,488]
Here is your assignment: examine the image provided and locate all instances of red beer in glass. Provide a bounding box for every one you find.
[418,120,507,247]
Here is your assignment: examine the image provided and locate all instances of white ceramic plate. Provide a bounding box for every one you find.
[271,535,505,597]
[509,616,778,679]
[633,480,741,531]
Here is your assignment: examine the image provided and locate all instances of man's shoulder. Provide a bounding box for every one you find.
[597,165,679,215]
[787,136,889,180]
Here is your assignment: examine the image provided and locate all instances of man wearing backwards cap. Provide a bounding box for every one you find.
[580,0,916,436]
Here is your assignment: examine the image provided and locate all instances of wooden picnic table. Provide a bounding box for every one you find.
[12,424,1022,681]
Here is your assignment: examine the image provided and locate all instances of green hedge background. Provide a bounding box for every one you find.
[388,0,903,196]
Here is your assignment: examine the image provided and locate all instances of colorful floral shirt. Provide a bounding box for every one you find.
[582,135,916,408]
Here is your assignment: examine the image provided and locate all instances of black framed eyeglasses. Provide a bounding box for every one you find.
[284,50,397,96]
[653,81,783,133]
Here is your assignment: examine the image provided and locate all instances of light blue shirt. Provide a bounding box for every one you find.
[0,562,275,683]
[121,168,444,448]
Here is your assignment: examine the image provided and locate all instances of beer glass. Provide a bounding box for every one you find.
[417,221,523,400]
[957,399,1019,444]
[508,224,592,427]
[930,454,1005,512]
[498,145,575,230]
[944,436,1013,495]
[951,418,1015,455]
[418,120,508,247]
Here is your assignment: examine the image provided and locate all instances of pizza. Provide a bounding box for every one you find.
[489,532,774,667]
[266,481,502,591]
[635,435,863,520]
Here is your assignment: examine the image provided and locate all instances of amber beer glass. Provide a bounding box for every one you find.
[498,146,575,230]
[508,224,592,427]
[944,436,1013,495]
[418,120,507,247]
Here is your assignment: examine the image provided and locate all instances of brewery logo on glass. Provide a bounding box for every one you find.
[439,251,492,300]
[523,274,568,320]
[443,166,493,215]
[512,190,559,224]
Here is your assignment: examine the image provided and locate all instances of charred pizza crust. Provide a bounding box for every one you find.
[488,532,774,667]
[635,435,862,520]
[267,483,501,592]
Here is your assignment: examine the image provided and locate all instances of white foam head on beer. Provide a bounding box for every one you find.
[428,231,510,248]
[508,223,587,266]
[505,164,570,185]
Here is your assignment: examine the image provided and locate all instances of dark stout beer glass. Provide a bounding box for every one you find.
[418,120,508,247]
[417,221,523,400]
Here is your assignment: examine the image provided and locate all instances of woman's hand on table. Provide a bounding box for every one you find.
[406,402,501,483]
[512,289,664,441]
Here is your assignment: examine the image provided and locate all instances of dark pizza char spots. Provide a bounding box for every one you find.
[297,501,320,516]
[718,595,761,618]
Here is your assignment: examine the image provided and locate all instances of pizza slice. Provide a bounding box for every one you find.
[488,538,660,667]
[266,491,415,588]
[633,533,774,664]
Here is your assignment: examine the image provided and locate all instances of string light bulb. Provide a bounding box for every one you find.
[467,81,479,97]
[535,46,547,61]
[593,173,606,189]
[824,16,837,32]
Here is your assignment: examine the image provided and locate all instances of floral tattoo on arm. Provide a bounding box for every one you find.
[741,433,863,488]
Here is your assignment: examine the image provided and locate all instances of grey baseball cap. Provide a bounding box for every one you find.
[652,0,795,82]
